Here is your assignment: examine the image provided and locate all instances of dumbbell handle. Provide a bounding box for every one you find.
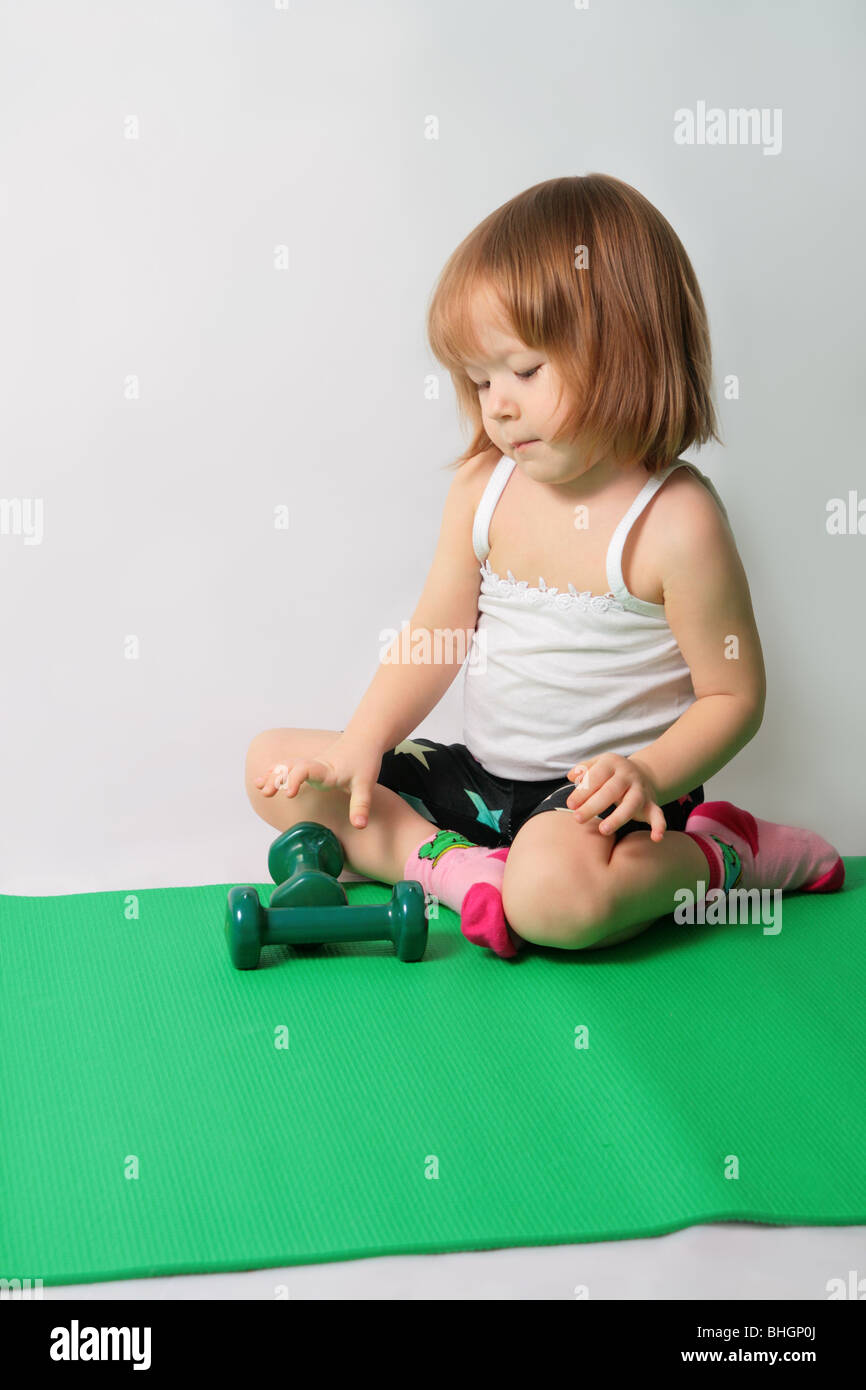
[278,844,331,878]
[262,902,404,946]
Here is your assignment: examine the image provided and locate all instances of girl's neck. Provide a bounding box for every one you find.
[524,450,650,505]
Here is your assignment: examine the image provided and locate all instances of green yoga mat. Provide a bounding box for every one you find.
[2,862,865,1287]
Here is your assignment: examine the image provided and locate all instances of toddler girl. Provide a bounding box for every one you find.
[247,174,843,958]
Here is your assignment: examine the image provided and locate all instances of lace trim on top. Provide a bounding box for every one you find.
[480,558,625,614]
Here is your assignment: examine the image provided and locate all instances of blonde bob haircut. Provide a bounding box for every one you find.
[426,173,721,475]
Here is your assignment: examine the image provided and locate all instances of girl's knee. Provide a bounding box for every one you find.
[244,726,337,782]
[501,850,617,947]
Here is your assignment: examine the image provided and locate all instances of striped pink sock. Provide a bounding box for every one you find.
[685,800,845,893]
[403,829,523,959]
[684,831,726,891]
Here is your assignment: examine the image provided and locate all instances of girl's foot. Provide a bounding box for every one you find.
[461,847,524,958]
[685,800,845,894]
[403,832,523,958]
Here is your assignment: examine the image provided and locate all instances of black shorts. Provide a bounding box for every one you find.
[375,738,704,849]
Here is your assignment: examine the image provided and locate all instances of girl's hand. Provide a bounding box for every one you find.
[566,754,667,843]
[254,735,382,829]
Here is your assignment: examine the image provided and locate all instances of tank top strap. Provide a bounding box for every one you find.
[605,458,693,608]
[472,455,517,562]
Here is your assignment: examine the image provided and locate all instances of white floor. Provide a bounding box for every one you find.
[42,1224,866,1300]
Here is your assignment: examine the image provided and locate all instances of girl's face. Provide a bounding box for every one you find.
[463,286,633,493]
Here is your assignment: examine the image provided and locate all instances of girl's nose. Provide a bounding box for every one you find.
[486,387,516,418]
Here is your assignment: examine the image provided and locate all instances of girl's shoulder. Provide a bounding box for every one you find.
[629,462,733,602]
[658,460,731,530]
[456,446,505,511]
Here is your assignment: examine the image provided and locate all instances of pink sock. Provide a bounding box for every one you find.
[684,830,726,891]
[685,800,845,893]
[403,829,524,959]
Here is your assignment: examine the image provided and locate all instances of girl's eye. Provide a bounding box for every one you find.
[471,366,540,392]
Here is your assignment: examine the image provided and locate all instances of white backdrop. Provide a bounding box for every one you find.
[1,0,864,897]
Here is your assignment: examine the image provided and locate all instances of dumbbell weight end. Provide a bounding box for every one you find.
[267,821,344,887]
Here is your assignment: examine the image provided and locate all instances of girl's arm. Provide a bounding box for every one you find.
[627,479,767,806]
[340,455,490,756]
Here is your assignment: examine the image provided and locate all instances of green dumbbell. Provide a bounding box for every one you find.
[267,822,347,908]
[225,880,428,969]
[264,817,346,950]
[266,823,346,948]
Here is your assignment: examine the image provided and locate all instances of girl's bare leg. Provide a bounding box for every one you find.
[502,809,710,949]
[244,727,438,884]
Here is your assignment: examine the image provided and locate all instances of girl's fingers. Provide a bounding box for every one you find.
[597,786,642,836]
[284,765,309,797]
[349,789,371,828]
[566,768,592,808]
[255,761,322,799]
[567,764,588,792]
[257,767,278,797]
[272,763,291,794]
[281,758,335,797]
[598,799,666,840]
[256,757,349,801]
[572,777,620,822]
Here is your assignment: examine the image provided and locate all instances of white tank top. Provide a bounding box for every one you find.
[462,455,730,781]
